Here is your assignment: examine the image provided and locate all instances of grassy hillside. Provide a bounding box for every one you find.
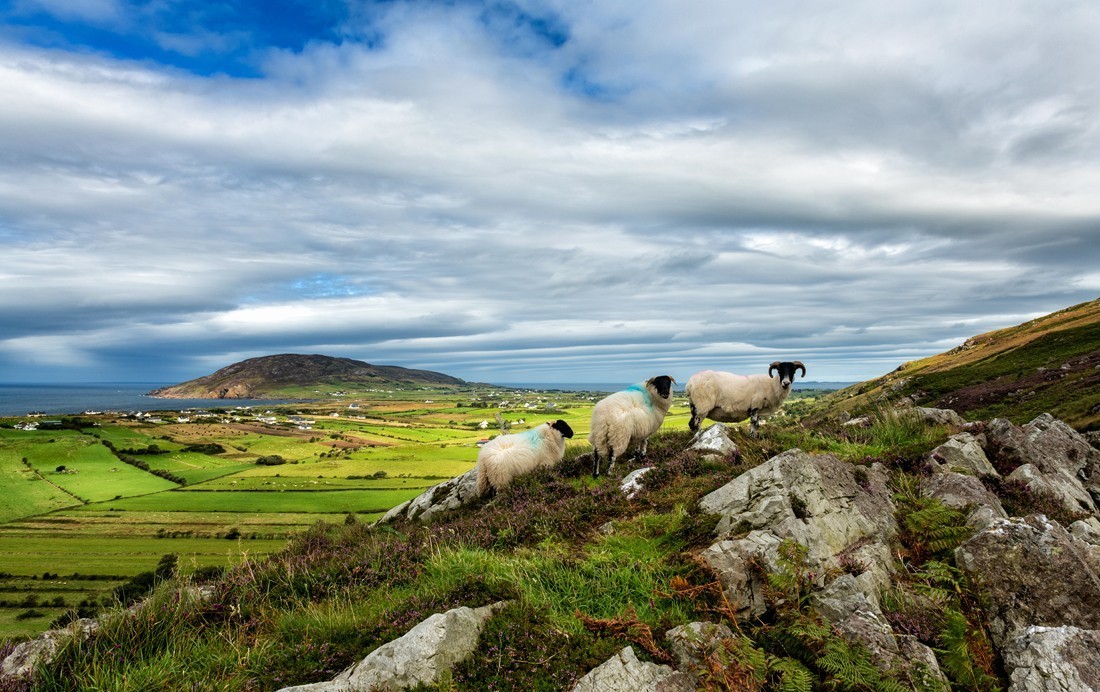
[9,409,1036,691]
[823,298,1100,430]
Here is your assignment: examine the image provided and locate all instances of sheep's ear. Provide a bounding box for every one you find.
[793,361,806,377]
[769,361,781,377]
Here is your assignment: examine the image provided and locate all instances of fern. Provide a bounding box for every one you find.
[936,608,1000,691]
[767,655,815,692]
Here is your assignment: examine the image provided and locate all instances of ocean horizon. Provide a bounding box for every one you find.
[0,380,856,417]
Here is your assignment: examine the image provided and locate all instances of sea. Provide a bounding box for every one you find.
[0,380,857,417]
[0,383,296,417]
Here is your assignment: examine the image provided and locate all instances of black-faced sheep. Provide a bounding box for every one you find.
[476,419,574,496]
[685,361,805,436]
[588,375,675,477]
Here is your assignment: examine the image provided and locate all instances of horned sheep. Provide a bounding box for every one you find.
[588,375,675,477]
[685,361,805,436]
[476,419,574,496]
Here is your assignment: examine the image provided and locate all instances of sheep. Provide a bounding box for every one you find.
[588,375,675,477]
[476,419,574,496]
[685,361,806,437]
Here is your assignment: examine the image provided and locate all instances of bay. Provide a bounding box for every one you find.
[0,383,301,417]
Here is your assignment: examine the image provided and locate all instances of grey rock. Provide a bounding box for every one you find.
[955,515,1100,649]
[665,621,735,683]
[278,602,505,691]
[699,450,897,618]
[985,417,1032,473]
[620,467,653,499]
[1,618,98,682]
[922,471,1007,519]
[811,575,949,686]
[1007,463,1097,517]
[929,432,999,478]
[911,407,966,427]
[572,646,694,692]
[375,467,479,525]
[690,423,740,458]
[1069,517,1100,545]
[842,415,873,428]
[1023,414,1100,505]
[1003,626,1100,692]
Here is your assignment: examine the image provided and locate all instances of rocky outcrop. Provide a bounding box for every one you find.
[812,574,949,687]
[911,407,966,427]
[664,621,735,683]
[929,432,999,478]
[984,414,1100,517]
[1002,626,1100,692]
[571,646,694,692]
[277,602,505,692]
[700,449,896,616]
[922,471,1007,520]
[375,468,479,525]
[1,618,98,682]
[955,515,1100,646]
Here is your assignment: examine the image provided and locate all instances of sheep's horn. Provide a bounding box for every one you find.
[793,361,806,377]
[769,361,780,377]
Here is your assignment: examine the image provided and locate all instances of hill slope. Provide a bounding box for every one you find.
[149,353,466,399]
[825,298,1100,430]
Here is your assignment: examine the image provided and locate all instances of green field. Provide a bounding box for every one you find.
[0,386,622,640]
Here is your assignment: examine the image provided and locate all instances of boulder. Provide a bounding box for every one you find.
[922,471,1007,520]
[911,407,966,427]
[277,602,505,691]
[955,515,1100,649]
[664,621,736,683]
[811,575,948,686]
[1069,517,1100,546]
[1,618,98,682]
[929,432,999,478]
[375,468,479,525]
[689,424,739,459]
[699,450,897,618]
[1023,414,1100,505]
[986,415,1100,516]
[1002,625,1100,692]
[1007,464,1097,517]
[571,646,694,692]
[620,467,653,499]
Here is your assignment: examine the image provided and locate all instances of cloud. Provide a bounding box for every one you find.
[0,1,1098,384]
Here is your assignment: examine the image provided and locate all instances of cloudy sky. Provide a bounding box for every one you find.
[1,1,1098,386]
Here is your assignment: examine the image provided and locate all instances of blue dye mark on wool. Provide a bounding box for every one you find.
[519,427,544,446]
[624,384,653,408]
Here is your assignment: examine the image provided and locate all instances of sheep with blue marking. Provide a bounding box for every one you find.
[476,419,574,496]
[685,361,805,437]
[588,375,675,477]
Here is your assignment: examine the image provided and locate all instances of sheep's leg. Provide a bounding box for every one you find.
[689,404,701,433]
[607,448,616,476]
[634,438,648,461]
[592,449,601,477]
[749,409,760,438]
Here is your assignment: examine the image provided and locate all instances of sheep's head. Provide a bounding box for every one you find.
[550,419,575,438]
[768,361,807,389]
[646,375,675,399]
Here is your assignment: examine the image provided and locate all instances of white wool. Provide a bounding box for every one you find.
[588,380,673,475]
[685,369,791,435]
[476,422,568,496]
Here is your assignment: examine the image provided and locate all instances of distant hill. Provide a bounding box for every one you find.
[149,354,466,399]
[823,298,1100,430]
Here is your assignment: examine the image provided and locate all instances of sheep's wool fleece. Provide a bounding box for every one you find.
[589,382,672,456]
[476,424,566,494]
